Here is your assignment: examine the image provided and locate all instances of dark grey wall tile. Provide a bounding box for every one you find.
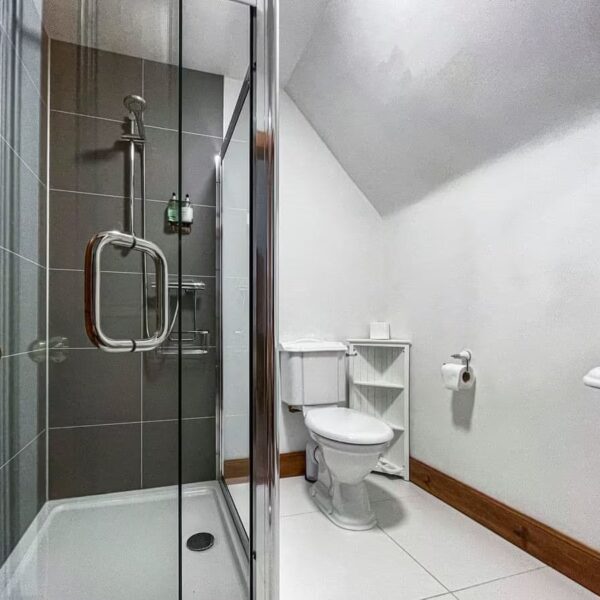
[0,432,45,567]
[0,353,45,468]
[143,60,223,136]
[49,350,140,427]
[142,418,215,489]
[0,249,45,356]
[50,40,142,120]
[50,111,134,196]
[183,133,220,207]
[0,137,46,265]
[49,191,142,271]
[145,127,219,206]
[49,424,140,499]
[49,269,142,349]
[143,126,176,202]
[143,349,216,421]
[145,201,215,276]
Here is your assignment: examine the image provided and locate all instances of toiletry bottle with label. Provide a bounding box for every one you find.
[181,194,193,234]
[167,192,178,233]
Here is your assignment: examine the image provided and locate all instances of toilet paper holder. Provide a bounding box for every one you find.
[450,349,472,371]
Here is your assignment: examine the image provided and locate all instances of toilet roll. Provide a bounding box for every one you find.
[441,363,474,391]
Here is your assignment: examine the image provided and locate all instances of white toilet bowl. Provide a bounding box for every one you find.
[305,407,393,530]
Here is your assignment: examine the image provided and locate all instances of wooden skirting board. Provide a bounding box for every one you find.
[223,451,306,481]
[410,458,600,596]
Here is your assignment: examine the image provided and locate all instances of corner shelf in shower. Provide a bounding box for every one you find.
[149,276,211,356]
[347,338,411,481]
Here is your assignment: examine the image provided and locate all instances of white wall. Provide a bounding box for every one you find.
[278,91,385,452]
[384,114,600,550]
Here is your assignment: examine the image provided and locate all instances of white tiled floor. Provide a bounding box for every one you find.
[271,475,599,600]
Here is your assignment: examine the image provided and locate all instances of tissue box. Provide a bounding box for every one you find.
[369,322,390,340]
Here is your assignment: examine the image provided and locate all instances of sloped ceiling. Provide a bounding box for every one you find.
[279,0,330,85]
[285,0,600,215]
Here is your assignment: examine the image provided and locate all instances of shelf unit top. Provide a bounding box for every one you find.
[348,338,412,346]
[353,380,404,390]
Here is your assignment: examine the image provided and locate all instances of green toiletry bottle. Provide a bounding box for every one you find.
[167,192,178,233]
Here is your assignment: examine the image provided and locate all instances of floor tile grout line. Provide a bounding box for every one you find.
[0,244,45,269]
[48,416,215,430]
[49,187,217,208]
[49,108,223,140]
[374,496,549,595]
[0,132,46,189]
[449,565,547,595]
[0,430,45,472]
[376,523,454,595]
[279,508,320,519]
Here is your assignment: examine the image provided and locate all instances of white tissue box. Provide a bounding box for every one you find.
[369,322,390,340]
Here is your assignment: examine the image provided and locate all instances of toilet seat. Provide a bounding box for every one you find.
[305,407,393,445]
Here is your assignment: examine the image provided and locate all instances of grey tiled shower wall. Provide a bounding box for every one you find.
[48,40,221,499]
[0,0,47,567]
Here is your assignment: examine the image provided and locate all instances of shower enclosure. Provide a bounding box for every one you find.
[0,0,278,598]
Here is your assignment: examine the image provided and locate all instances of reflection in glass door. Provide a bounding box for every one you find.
[217,74,251,542]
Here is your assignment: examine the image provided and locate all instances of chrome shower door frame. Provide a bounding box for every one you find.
[213,1,278,598]
[250,2,279,600]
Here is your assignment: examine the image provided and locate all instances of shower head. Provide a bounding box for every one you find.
[123,94,146,139]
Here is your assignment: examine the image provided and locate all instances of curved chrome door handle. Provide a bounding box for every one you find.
[84,231,169,352]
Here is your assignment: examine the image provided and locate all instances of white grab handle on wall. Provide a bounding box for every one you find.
[583,367,600,389]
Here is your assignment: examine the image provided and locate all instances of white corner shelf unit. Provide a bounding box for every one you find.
[347,339,410,480]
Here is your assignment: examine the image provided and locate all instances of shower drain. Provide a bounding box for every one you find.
[186,532,215,552]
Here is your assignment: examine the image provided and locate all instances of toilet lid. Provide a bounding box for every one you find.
[305,407,394,445]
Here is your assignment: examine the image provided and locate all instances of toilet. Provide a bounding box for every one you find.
[279,340,394,530]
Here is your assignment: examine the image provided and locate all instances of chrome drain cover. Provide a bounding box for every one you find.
[186,532,215,552]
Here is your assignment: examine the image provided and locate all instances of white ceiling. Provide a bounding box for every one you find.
[285,0,600,215]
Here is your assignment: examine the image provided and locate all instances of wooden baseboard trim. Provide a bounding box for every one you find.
[223,451,306,481]
[279,450,306,478]
[410,457,600,596]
